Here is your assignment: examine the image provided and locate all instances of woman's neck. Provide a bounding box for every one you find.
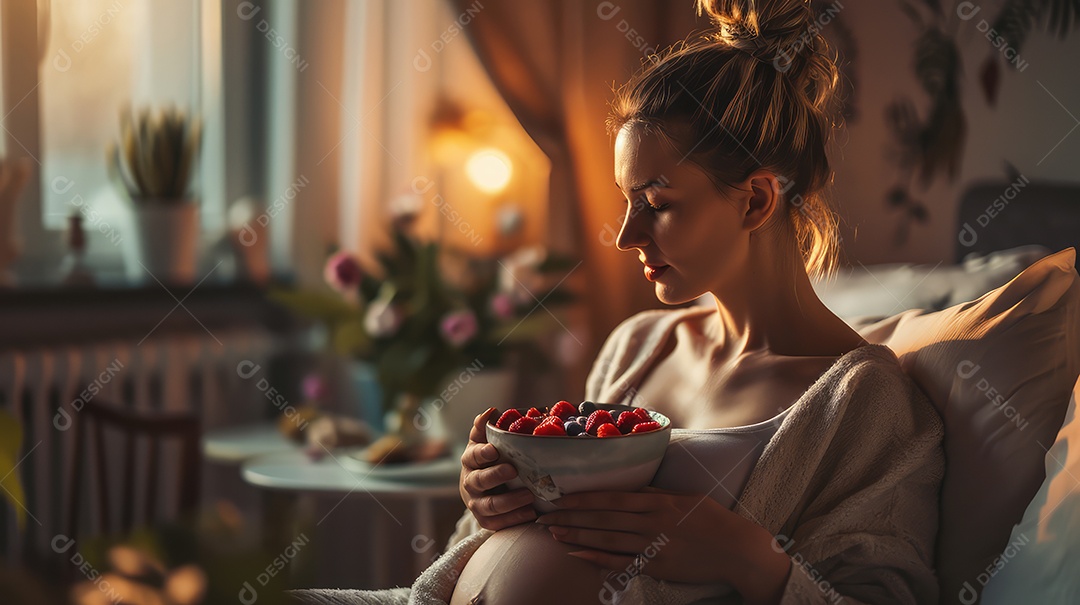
[706,240,861,359]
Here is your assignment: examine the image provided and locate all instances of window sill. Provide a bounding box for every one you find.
[0,281,300,349]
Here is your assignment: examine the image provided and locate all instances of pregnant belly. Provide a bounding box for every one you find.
[450,523,614,605]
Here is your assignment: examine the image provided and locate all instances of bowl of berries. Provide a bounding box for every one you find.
[486,400,671,511]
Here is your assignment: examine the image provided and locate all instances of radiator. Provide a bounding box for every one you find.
[0,329,281,567]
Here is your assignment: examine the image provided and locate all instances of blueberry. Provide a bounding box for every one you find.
[578,401,597,416]
[576,416,588,424]
[564,421,584,436]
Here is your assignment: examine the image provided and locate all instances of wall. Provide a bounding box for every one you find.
[833,1,1080,265]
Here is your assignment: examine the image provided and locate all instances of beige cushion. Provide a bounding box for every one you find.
[857,248,1080,604]
[980,375,1080,604]
[813,245,1051,321]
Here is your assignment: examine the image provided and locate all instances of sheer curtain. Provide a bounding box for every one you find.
[449,0,700,391]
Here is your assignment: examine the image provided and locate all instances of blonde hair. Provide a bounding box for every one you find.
[608,0,843,280]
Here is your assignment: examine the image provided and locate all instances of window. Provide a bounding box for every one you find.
[2,0,225,285]
[0,0,526,288]
[39,0,219,280]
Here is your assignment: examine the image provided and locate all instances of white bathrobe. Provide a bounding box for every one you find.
[290,308,945,605]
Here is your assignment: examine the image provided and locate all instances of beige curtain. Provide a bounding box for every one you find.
[450,0,701,397]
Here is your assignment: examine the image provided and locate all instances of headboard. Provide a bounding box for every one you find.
[955,180,1080,263]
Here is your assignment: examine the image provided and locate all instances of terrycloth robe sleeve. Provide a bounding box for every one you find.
[759,357,945,605]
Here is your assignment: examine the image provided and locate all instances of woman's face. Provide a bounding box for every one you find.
[614,122,752,305]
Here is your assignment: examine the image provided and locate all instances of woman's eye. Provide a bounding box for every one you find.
[623,196,669,214]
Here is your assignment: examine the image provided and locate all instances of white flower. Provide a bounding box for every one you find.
[498,245,547,305]
[364,298,403,337]
[388,192,424,222]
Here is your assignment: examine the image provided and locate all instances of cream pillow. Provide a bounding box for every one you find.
[856,248,1080,605]
[980,375,1080,604]
[813,245,1050,321]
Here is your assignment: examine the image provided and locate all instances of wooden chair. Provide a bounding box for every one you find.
[66,399,202,539]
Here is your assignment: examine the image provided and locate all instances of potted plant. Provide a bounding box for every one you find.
[108,106,202,285]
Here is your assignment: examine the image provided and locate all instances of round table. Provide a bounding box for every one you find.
[202,422,296,464]
[241,449,461,586]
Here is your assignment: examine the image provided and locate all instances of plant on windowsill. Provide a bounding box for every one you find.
[272,205,576,463]
[107,106,202,285]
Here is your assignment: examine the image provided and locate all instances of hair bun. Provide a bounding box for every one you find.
[696,0,814,64]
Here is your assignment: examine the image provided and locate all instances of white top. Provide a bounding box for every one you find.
[649,405,793,510]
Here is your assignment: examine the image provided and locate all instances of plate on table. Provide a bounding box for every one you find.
[339,449,461,482]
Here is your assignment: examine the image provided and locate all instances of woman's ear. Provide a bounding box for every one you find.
[741,170,781,233]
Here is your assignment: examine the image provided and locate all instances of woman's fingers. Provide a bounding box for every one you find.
[462,462,518,495]
[467,487,536,518]
[468,407,497,444]
[534,510,647,534]
[460,441,501,471]
[475,504,538,531]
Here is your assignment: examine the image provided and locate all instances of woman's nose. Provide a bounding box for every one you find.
[615,203,649,252]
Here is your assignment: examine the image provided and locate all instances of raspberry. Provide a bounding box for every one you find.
[533,417,567,436]
[526,407,544,418]
[509,416,541,434]
[632,407,652,422]
[616,411,643,434]
[596,423,621,438]
[631,421,661,434]
[495,409,523,430]
[549,400,577,420]
[585,410,615,435]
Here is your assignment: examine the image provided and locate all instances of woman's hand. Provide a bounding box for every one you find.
[459,407,537,530]
[535,487,791,602]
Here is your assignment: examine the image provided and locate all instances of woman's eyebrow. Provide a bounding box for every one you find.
[615,179,665,193]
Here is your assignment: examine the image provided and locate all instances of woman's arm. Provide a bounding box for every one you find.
[736,522,793,605]
[756,367,946,604]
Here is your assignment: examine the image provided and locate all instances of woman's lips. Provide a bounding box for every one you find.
[644,265,669,281]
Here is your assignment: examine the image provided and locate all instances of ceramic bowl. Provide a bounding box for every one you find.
[486,404,671,512]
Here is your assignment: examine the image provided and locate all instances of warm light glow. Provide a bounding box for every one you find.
[465,148,513,194]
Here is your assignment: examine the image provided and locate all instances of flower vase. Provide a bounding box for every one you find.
[344,360,384,431]
[420,367,517,453]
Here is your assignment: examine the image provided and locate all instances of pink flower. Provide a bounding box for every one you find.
[440,309,479,347]
[324,252,363,291]
[302,373,327,401]
[489,292,515,320]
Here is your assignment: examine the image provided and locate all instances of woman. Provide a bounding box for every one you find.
[446,0,944,603]
[291,1,944,603]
